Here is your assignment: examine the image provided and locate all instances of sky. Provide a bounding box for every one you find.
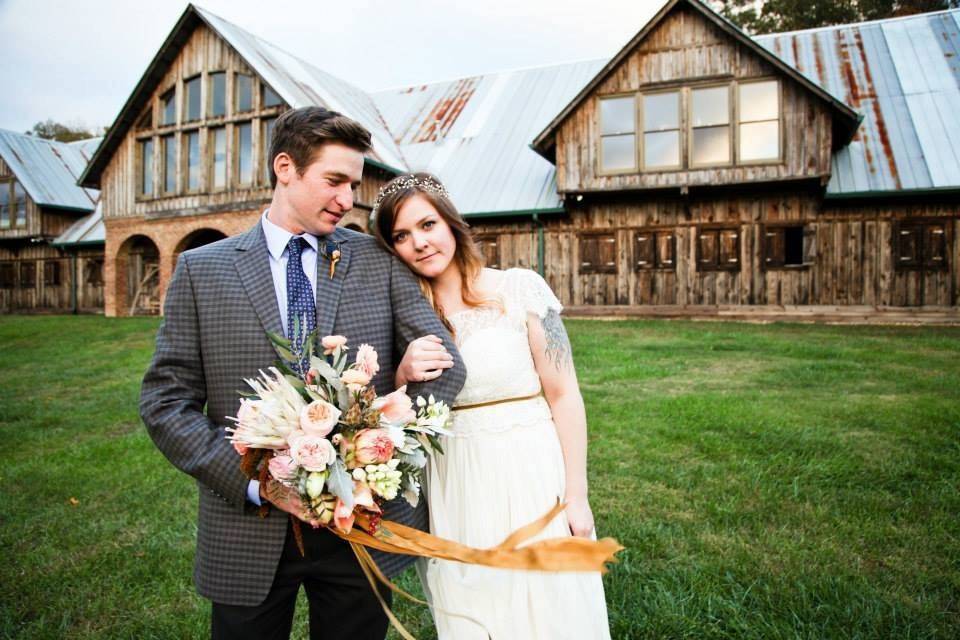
[0,0,667,135]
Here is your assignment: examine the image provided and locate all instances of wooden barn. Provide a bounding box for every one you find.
[81,0,960,319]
[0,130,103,314]
[77,5,402,316]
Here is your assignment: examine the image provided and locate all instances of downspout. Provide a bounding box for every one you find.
[70,250,78,315]
[532,213,545,277]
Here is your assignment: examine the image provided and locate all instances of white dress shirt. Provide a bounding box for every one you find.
[248,209,320,505]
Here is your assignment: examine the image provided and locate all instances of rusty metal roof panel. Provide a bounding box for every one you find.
[0,129,99,211]
[373,59,604,215]
[194,6,407,172]
[756,8,960,195]
[53,202,104,246]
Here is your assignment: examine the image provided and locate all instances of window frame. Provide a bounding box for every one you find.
[19,260,36,288]
[633,228,677,271]
[736,78,783,166]
[159,86,177,128]
[182,128,203,193]
[688,82,733,169]
[0,179,12,228]
[235,73,255,114]
[696,225,741,272]
[474,234,501,269]
[160,133,178,196]
[639,88,683,172]
[596,93,638,176]
[762,223,810,270]
[234,121,254,187]
[578,231,619,274]
[43,260,62,287]
[894,219,950,272]
[208,71,227,119]
[183,74,203,124]
[137,137,155,198]
[0,262,14,289]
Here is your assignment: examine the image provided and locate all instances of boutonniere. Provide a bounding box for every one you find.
[321,239,343,279]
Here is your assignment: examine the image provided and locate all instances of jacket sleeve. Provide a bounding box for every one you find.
[388,255,466,406]
[139,253,250,511]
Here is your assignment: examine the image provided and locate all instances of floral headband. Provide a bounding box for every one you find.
[372,174,450,214]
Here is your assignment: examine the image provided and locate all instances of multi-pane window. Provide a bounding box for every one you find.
[897,221,948,270]
[642,92,680,169]
[0,181,9,228]
[184,76,202,122]
[0,263,13,288]
[262,117,278,184]
[634,230,676,270]
[697,227,740,271]
[236,74,254,113]
[739,81,780,162]
[691,86,730,166]
[236,123,253,185]
[579,233,618,274]
[185,130,201,191]
[20,261,35,288]
[162,134,176,194]
[209,72,226,117]
[263,84,282,108]
[599,96,636,172]
[160,88,176,126]
[43,261,61,286]
[13,182,26,227]
[764,225,807,268]
[211,127,227,189]
[139,139,154,196]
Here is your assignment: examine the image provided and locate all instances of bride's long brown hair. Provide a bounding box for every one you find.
[372,173,498,334]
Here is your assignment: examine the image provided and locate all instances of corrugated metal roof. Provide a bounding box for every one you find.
[373,60,604,215]
[0,129,99,210]
[755,8,960,195]
[53,202,104,246]
[194,6,407,172]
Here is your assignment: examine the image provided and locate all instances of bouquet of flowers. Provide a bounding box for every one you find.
[225,328,451,537]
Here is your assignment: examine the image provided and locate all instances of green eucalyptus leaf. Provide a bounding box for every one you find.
[326,459,354,510]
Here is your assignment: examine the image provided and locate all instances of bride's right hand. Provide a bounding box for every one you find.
[396,335,454,387]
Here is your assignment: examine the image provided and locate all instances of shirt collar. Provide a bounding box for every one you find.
[261,209,320,260]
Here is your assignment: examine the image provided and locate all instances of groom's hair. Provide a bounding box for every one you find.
[268,106,372,188]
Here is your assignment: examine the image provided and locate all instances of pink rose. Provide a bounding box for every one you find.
[355,344,380,378]
[373,386,416,424]
[321,335,348,355]
[353,428,395,465]
[268,453,298,482]
[289,432,337,472]
[341,368,371,392]
[299,400,340,437]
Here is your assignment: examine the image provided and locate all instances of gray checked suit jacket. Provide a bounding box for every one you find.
[140,222,466,607]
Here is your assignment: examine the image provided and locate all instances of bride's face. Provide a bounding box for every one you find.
[390,193,457,279]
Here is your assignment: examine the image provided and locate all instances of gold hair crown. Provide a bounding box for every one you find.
[372,174,450,213]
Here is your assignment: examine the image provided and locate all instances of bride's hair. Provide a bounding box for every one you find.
[372,173,498,333]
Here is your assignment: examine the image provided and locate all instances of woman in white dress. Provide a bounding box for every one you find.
[372,173,611,640]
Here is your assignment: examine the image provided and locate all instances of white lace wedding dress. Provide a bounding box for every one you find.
[419,268,611,640]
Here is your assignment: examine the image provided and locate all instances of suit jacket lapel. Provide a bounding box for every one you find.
[315,228,352,338]
[234,223,284,337]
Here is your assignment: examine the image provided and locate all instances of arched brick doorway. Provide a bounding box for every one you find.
[116,234,161,316]
[175,228,228,258]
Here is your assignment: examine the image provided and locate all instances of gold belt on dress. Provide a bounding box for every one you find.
[451,391,543,411]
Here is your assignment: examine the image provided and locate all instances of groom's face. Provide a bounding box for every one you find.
[286,143,364,236]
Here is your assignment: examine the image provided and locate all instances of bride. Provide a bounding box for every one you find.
[371,173,611,639]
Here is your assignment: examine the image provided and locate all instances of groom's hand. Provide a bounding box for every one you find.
[261,477,321,527]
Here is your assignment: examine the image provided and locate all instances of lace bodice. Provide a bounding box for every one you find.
[446,269,562,435]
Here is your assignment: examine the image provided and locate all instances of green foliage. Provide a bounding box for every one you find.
[25,119,102,143]
[0,316,958,639]
[710,0,958,33]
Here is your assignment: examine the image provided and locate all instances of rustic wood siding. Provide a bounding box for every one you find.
[469,198,959,308]
[0,243,98,313]
[554,4,832,193]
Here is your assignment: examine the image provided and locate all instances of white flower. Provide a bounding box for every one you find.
[305,470,328,499]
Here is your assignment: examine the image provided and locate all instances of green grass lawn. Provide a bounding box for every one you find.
[1,316,958,639]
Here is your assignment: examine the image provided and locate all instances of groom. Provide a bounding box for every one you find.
[140,106,465,639]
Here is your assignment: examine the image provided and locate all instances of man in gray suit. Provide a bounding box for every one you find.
[140,106,465,639]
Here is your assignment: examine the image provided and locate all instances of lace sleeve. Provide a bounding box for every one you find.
[507,269,562,322]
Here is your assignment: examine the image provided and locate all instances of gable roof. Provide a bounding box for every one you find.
[531,0,862,160]
[79,4,406,189]
[372,59,605,217]
[0,129,99,211]
[52,202,105,247]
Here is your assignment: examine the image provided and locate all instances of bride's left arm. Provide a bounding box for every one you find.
[527,308,595,538]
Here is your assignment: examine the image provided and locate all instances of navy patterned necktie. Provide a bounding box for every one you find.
[286,236,316,365]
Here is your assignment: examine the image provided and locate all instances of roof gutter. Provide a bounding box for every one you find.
[825,187,960,201]
[463,207,566,220]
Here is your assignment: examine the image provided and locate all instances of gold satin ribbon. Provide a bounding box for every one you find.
[451,391,543,412]
[331,500,625,639]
